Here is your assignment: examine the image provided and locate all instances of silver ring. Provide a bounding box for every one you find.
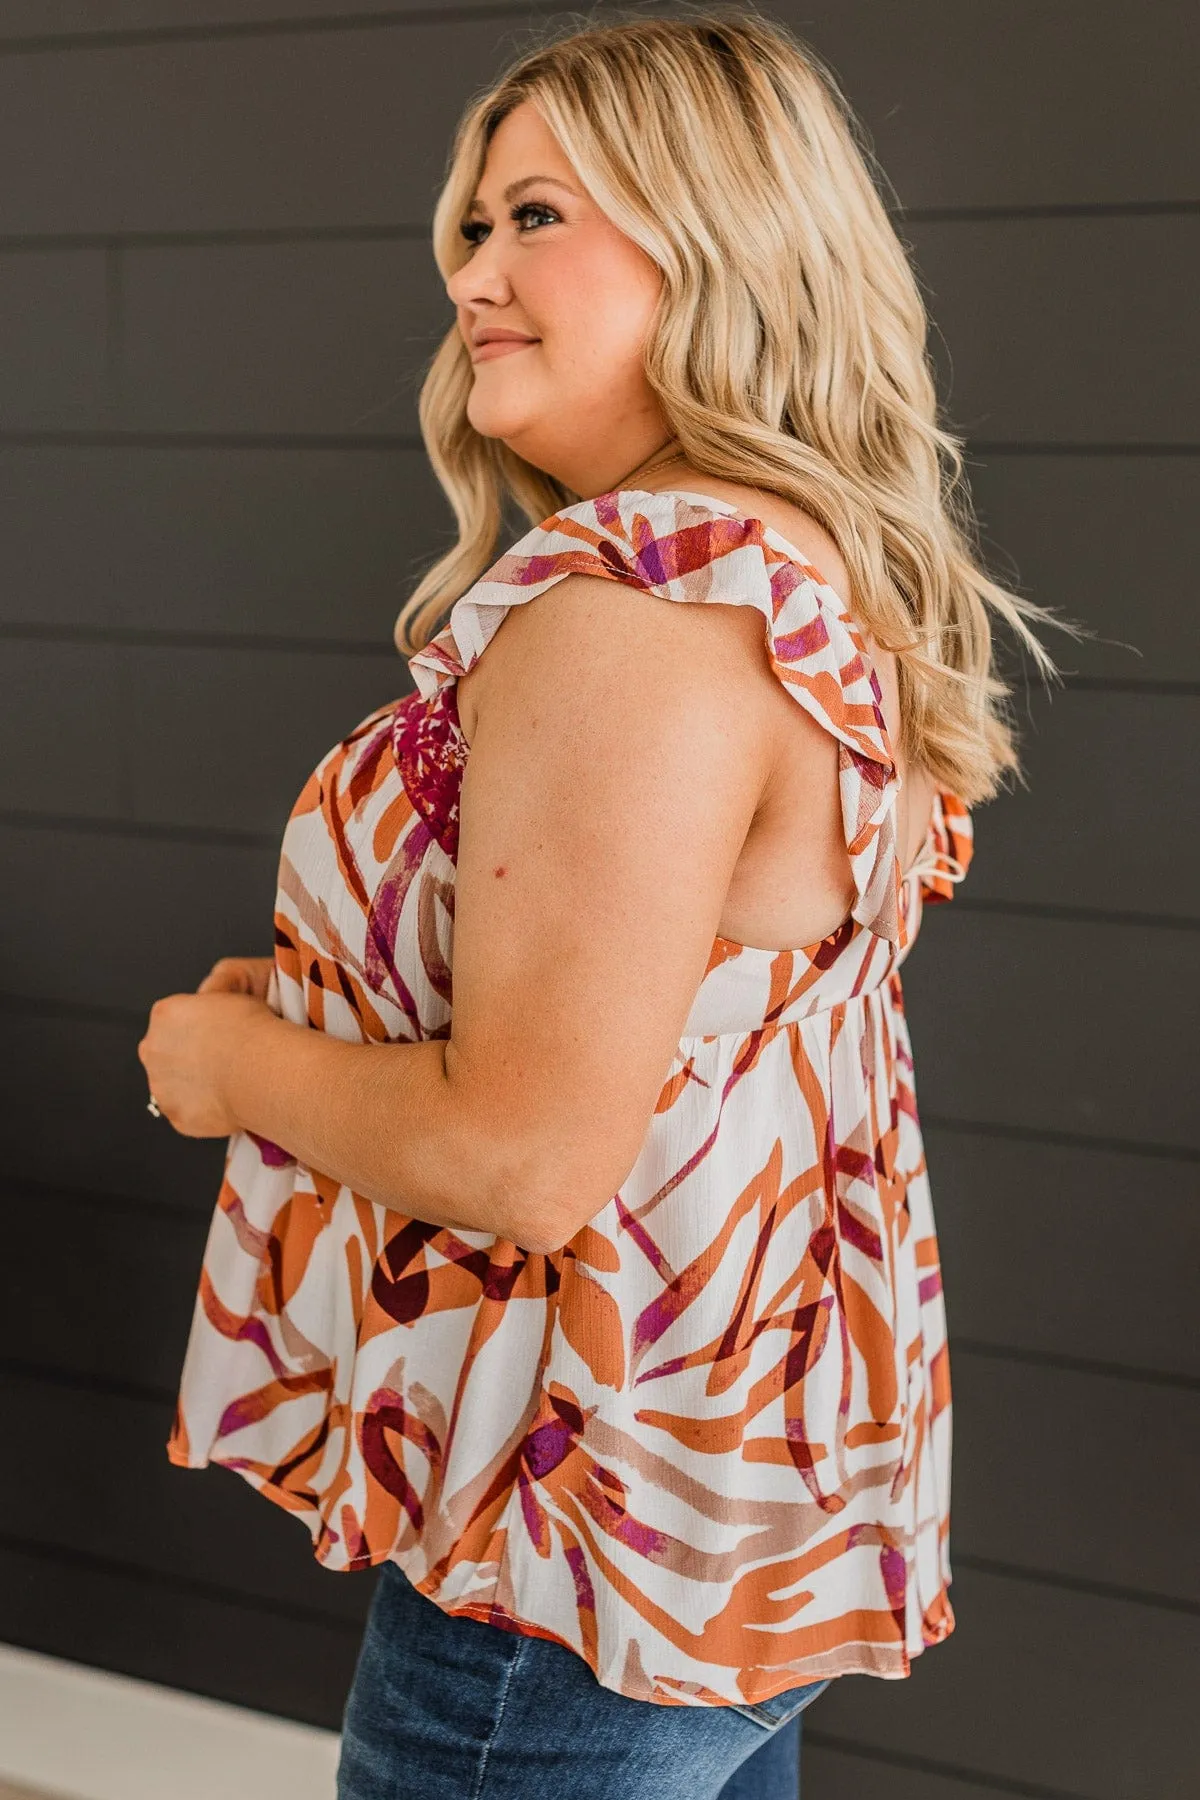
[147,1095,162,1118]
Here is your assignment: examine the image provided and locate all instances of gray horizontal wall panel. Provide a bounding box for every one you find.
[0,237,446,437]
[125,644,406,833]
[967,690,1198,919]
[0,639,129,821]
[1,4,1196,228]
[0,1542,357,1731]
[0,445,445,640]
[0,824,278,1013]
[3,640,406,834]
[805,1744,1028,1800]
[0,641,128,817]
[910,214,1200,445]
[0,19,524,234]
[952,1353,1199,1605]
[0,1012,228,1210]
[970,452,1200,685]
[0,1372,378,1629]
[0,0,528,33]
[815,1566,1200,1800]
[0,1183,208,1390]
[928,1128,1199,1380]
[118,238,445,436]
[0,249,110,426]
[903,911,1199,1152]
[794,0,1200,211]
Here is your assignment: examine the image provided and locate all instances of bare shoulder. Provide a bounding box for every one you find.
[456,566,775,752]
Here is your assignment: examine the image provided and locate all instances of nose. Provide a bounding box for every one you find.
[446,235,512,312]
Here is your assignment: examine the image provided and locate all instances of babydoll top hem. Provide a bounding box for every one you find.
[165,1432,950,1699]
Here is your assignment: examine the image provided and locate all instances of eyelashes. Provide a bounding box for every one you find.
[459,200,561,247]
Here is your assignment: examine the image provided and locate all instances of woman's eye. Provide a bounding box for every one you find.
[458,201,559,247]
[512,201,559,231]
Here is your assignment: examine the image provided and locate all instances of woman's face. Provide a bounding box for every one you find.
[446,99,668,495]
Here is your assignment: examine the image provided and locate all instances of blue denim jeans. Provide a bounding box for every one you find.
[336,1560,830,1799]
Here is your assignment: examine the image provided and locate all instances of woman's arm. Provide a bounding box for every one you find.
[138,994,554,1248]
[230,1009,535,1242]
[140,574,785,1253]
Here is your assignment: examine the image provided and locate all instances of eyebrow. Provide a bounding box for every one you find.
[464,175,579,215]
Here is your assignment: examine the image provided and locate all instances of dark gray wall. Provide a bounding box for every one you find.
[0,4,1195,1794]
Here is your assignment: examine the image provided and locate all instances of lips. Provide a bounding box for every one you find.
[471,330,540,361]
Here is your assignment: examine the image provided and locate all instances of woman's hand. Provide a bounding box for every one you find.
[137,987,276,1138]
[197,954,275,1001]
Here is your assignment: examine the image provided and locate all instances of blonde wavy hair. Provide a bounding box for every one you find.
[396,3,1057,804]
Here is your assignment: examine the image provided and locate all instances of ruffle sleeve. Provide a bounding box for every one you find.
[408,487,905,944]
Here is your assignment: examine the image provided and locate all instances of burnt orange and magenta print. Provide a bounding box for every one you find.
[167,488,971,1708]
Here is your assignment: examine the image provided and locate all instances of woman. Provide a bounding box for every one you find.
[140,10,1052,1797]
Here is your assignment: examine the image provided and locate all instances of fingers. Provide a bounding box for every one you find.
[249,960,275,1001]
[198,960,249,995]
[197,956,274,999]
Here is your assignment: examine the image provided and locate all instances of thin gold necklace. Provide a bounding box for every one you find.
[616,436,685,491]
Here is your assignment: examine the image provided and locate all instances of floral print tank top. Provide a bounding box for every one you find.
[166,486,973,1708]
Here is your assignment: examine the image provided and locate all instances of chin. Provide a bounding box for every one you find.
[466,396,541,444]
[469,361,555,426]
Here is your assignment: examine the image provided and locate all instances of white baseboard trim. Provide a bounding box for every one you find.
[0,1643,340,1800]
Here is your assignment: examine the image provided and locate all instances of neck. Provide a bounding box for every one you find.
[615,435,683,491]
